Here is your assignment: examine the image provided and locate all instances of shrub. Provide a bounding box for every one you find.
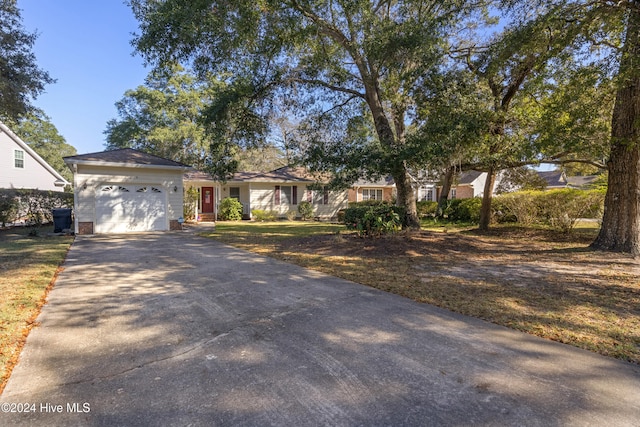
[349,200,392,207]
[0,190,19,227]
[218,197,243,221]
[416,201,438,219]
[496,191,539,226]
[0,189,73,227]
[538,189,605,233]
[285,210,297,221]
[183,187,199,222]
[448,198,482,223]
[344,205,405,237]
[252,209,277,222]
[494,189,605,232]
[298,201,314,221]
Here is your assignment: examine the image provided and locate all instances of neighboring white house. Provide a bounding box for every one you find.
[64,149,190,234]
[0,121,69,191]
[184,166,349,221]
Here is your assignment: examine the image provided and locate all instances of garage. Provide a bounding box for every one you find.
[95,184,167,233]
[63,148,190,235]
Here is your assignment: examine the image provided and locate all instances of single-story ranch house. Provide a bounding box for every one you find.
[184,166,349,221]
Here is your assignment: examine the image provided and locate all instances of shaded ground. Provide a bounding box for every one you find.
[208,225,640,364]
[3,231,640,426]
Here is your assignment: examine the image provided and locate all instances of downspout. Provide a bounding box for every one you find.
[72,163,79,234]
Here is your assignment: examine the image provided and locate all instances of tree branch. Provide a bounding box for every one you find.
[295,77,366,98]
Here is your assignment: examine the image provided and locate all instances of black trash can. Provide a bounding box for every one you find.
[52,208,72,233]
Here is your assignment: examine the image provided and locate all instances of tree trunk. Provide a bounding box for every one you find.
[365,83,420,229]
[437,166,455,217]
[479,167,497,231]
[393,167,420,229]
[591,9,640,256]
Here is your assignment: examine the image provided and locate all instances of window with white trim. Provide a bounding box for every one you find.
[229,187,240,200]
[362,188,383,201]
[14,149,24,169]
[275,185,298,205]
[450,188,456,199]
[312,186,329,205]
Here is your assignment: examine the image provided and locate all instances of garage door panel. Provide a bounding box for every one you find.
[96,185,167,233]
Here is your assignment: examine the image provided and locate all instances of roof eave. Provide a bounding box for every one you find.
[64,158,193,171]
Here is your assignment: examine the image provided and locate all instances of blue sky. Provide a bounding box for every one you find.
[20,1,149,154]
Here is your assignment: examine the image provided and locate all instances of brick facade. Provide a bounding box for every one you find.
[78,222,94,235]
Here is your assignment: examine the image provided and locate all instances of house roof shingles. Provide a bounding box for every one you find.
[458,170,484,185]
[185,166,331,183]
[64,148,190,168]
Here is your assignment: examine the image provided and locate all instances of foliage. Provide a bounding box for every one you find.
[348,200,393,207]
[495,167,548,193]
[344,205,405,237]
[4,110,77,183]
[128,0,491,229]
[494,192,539,226]
[0,190,18,227]
[297,201,314,221]
[416,201,439,219]
[0,189,73,228]
[446,198,483,223]
[218,197,243,221]
[183,186,199,221]
[495,189,605,232]
[251,209,277,222]
[0,1,54,120]
[105,65,217,170]
[538,189,605,233]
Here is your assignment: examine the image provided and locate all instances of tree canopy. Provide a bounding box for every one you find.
[0,0,53,120]
[130,0,492,228]
[126,0,640,253]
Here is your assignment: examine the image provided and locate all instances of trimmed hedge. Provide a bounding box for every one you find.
[494,189,605,232]
[0,189,73,227]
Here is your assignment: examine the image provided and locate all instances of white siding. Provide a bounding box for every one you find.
[0,129,65,191]
[73,164,183,232]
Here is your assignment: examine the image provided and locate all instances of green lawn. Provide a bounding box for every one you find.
[0,226,73,393]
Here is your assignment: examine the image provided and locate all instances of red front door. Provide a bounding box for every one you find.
[202,187,214,213]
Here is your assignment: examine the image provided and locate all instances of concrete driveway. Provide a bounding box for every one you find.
[2,229,640,426]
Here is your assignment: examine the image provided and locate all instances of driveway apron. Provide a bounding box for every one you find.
[1,231,640,426]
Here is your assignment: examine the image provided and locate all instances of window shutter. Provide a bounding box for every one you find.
[292,186,298,205]
[275,185,281,205]
[323,187,329,205]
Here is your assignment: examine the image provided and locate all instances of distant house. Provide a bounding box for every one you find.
[184,166,349,221]
[0,121,69,191]
[349,176,396,203]
[537,170,568,189]
[448,171,487,199]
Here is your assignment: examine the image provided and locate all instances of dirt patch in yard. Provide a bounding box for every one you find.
[268,227,640,364]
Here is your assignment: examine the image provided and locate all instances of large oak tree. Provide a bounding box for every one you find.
[129,0,486,228]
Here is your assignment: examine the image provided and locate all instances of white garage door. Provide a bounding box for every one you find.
[96,185,167,233]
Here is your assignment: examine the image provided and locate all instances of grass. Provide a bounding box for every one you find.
[0,226,73,393]
[203,220,640,364]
